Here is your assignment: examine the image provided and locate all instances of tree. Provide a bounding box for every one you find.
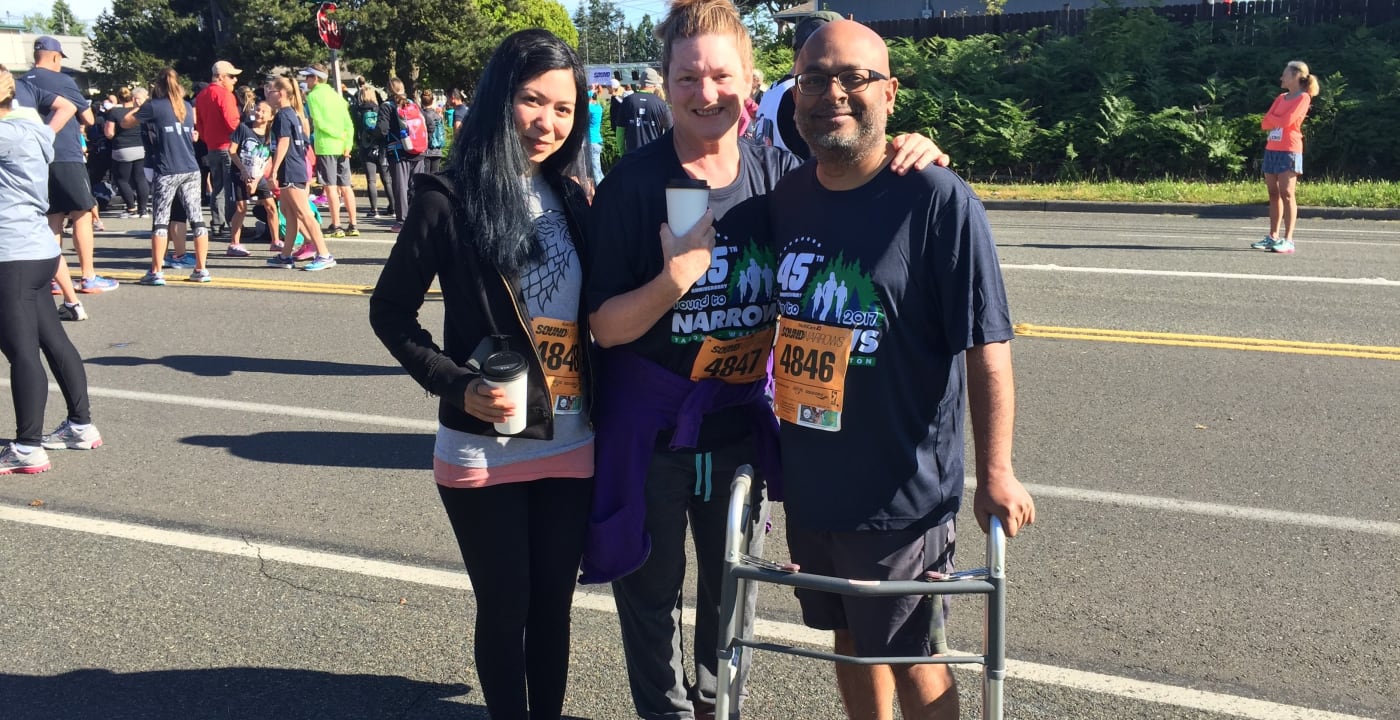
[344,0,502,94]
[573,0,623,65]
[19,1,86,35]
[48,0,85,35]
[624,14,660,63]
[88,0,203,91]
[485,0,578,47]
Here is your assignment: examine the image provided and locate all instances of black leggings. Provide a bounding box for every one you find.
[112,159,149,215]
[437,476,594,720]
[0,257,91,445]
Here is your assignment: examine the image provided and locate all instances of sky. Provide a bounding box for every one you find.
[2,0,673,29]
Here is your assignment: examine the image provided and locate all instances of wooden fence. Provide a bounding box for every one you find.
[868,0,1400,40]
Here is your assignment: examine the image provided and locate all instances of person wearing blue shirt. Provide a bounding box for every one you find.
[23,36,119,295]
[587,87,604,185]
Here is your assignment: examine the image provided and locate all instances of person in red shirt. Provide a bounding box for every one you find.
[1254,60,1319,255]
[194,60,249,255]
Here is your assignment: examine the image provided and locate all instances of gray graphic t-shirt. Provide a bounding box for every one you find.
[435,175,593,469]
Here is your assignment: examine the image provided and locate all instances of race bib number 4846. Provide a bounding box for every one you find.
[772,318,852,432]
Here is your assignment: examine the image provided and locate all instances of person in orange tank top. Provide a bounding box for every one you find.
[1254,60,1319,255]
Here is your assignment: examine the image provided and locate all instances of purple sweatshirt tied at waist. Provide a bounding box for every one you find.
[578,347,781,585]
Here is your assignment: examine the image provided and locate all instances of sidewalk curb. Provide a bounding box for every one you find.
[981,199,1400,221]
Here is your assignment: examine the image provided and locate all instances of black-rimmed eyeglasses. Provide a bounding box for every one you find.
[793,69,890,96]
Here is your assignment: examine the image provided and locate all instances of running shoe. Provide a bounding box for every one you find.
[1250,236,1275,250]
[327,225,346,238]
[166,254,197,269]
[77,276,119,293]
[270,240,285,251]
[365,211,380,220]
[1270,239,1296,254]
[303,254,337,271]
[93,220,107,232]
[225,244,251,257]
[266,255,296,269]
[345,225,360,237]
[50,280,62,296]
[292,245,317,261]
[58,302,88,322]
[189,269,212,283]
[119,210,134,219]
[390,222,403,233]
[138,271,166,286]
[0,444,51,475]
[40,420,103,450]
[312,194,328,206]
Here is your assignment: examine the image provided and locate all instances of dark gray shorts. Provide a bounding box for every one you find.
[314,155,351,187]
[786,518,956,657]
[47,161,96,214]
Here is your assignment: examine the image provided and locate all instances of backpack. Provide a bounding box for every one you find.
[426,110,446,150]
[360,106,379,132]
[396,102,428,156]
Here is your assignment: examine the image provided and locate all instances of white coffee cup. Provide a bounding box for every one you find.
[666,177,711,237]
[481,351,529,435]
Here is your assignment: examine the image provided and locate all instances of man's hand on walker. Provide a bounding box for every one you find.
[973,471,1035,538]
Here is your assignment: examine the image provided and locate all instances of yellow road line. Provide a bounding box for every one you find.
[1015,323,1400,361]
[89,271,439,297]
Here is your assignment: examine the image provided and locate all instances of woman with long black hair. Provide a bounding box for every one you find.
[369,30,595,720]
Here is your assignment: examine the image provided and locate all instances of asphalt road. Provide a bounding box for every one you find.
[1,207,1396,720]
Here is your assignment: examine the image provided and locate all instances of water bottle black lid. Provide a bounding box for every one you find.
[666,177,710,190]
[482,351,528,382]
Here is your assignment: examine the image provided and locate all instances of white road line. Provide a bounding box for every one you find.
[6,381,437,432]
[1002,263,1399,286]
[1018,483,1400,538]
[0,506,1373,720]
[13,380,1397,537]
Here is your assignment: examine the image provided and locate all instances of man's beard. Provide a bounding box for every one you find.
[797,104,887,165]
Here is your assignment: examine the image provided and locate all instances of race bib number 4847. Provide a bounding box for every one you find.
[772,318,852,431]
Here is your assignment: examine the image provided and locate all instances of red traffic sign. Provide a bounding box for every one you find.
[316,2,343,50]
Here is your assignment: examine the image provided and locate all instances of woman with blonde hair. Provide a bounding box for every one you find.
[1253,60,1319,255]
[0,66,103,474]
[120,67,211,285]
[265,75,334,270]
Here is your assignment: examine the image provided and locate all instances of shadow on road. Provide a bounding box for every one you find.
[0,668,497,719]
[86,354,405,378]
[182,431,433,470]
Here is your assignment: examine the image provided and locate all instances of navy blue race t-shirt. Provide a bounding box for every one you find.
[20,66,88,163]
[271,108,310,185]
[134,98,198,176]
[586,130,799,449]
[768,163,1013,532]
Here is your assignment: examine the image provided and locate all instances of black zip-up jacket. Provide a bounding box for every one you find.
[369,172,594,441]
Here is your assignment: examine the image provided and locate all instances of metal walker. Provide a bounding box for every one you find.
[715,466,1008,719]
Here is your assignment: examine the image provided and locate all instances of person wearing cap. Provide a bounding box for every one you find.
[23,36,119,296]
[195,60,248,255]
[301,63,359,238]
[613,67,672,155]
